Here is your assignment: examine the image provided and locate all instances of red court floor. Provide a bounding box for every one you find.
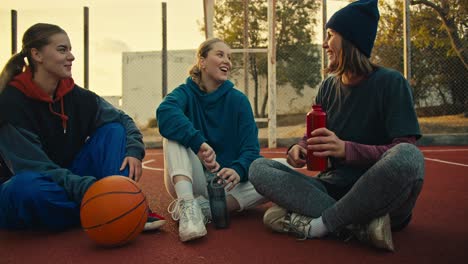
[1,146,467,264]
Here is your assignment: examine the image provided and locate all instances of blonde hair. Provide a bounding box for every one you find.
[189,38,226,90]
[0,23,66,93]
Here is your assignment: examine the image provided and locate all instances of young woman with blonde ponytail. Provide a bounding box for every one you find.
[0,23,165,231]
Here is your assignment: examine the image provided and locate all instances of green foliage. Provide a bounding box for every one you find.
[212,0,322,116]
[374,0,467,114]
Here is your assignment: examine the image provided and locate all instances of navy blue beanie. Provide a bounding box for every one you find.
[325,0,380,58]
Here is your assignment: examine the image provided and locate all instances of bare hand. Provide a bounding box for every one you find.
[287,144,307,168]
[120,156,143,182]
[197,142,221,172]
[217,168,240,191]
[307,127,345,158]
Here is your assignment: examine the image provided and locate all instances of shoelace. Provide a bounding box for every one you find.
[182,200,199,224]
[195,197,212,224]
[168,197,211,224]
[167,198,201,223]
[167,198,184,221]
[284,212,312,240]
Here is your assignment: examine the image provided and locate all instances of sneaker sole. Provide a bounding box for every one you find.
[144,220,167,231]
[369,214,394,251]
[180,228,207,242]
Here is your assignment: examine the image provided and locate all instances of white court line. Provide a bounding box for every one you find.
[143,157,468,170]
[142,159,163,171]
[262,149,468,154]
[424,158,468,167]
[145,149,468,168]
[148,149,468,154]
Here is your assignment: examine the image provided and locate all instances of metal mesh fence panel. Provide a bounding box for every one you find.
[2,1,466,146]
[240,0,468,140]
[373,0,467,135]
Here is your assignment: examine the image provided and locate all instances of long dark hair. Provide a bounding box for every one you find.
[0,23,66,92]
[324,37,376,78]
[323,36,377,110]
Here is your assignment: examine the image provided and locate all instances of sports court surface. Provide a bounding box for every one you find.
[1,146,467,264]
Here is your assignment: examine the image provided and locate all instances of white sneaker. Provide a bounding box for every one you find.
[263,205,312,240]
[195,195,212,223]
[168,198,207,242]
[348,214,394,251]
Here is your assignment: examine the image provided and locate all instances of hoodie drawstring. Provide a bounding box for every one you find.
[48,98,69,134]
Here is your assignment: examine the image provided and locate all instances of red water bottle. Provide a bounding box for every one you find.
[306,104,327,171]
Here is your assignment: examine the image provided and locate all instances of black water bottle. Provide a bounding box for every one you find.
[207,174,230,229]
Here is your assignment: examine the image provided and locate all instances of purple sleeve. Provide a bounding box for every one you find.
[344,136,417,166]
[286,134,308,154]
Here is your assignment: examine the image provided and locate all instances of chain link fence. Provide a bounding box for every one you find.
[2,1,466,147]
[224,0,468,141]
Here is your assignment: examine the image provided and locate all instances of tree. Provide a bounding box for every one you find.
[374,0,467,114]
[410,0,467,71]
[212,0,321,117]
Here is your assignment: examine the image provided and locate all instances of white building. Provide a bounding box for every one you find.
[121,50,320,127]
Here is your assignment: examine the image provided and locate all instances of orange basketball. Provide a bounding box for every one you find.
[80,175,148,247]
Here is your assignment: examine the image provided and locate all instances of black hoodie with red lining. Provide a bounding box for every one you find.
[9,68,75,134]
[0,68,145,202]
[1,68,99,167]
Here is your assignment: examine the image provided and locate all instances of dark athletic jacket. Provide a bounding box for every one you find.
[0,68,144,203]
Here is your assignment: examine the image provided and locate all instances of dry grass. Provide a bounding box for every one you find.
[263,114,468,138]
[418,114,468,134]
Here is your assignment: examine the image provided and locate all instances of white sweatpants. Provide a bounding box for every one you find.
[163,139,267,211]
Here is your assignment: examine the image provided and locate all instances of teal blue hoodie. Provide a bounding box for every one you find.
[156,77,260,182]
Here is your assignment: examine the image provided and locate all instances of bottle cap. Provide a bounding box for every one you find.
[209,175,225,189]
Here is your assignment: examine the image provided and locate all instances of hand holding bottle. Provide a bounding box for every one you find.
[216,168,240,191]
[207,174,230,229]
[306,104,327,171]
[307,127,346,159]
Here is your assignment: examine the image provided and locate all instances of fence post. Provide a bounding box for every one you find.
[268,0,277,148]
[403,0,411,80]
[243,0,249,99]
[204,0,214,39]
[162,2,168,98]
[321,0,327,80]
[84,7,89,89]
[11,10,17,55]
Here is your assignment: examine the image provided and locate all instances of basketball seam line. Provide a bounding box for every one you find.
[81,190,142,208]
[115,206,149,246]
[82,198,146,229]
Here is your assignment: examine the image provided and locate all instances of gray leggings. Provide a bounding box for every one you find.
[249,143,425,233]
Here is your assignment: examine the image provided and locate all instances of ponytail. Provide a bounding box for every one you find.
[0,23,67,93]
[0,52,26,93]
[189,64,202,87]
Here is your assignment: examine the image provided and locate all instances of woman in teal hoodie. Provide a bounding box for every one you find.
[157,38,266,242]
[0,23,165,231]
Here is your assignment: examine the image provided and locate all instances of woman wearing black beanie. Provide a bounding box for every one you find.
[249,0,424,251]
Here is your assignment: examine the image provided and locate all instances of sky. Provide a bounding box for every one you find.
[1,0,206,95]
[0,0,347,96]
